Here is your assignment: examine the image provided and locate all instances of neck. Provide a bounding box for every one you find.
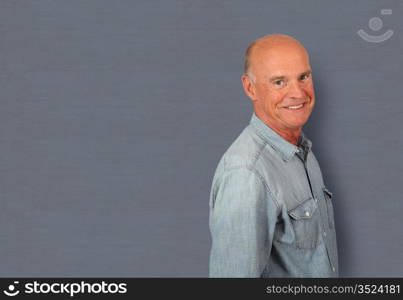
[255,113,301,146]
[276,129,301,146]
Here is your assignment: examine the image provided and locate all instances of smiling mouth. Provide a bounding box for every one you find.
[283,103,305,110]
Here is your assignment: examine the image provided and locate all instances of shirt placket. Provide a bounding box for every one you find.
[296,148,337,275]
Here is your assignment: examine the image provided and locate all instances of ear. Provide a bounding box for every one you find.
[241,74,257,102]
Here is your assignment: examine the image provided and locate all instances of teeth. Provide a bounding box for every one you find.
[286,104,304,110]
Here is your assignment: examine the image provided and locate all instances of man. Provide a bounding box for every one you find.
[208,34,338,277]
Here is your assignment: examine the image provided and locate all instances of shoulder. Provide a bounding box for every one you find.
[210,124,269,197]
[219,125,267,171]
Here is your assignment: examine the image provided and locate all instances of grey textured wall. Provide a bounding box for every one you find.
[0,0,402,277]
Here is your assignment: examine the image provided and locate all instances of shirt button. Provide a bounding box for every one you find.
[323,231,327,237]
[332,266,336,272]
[304,211,310,217]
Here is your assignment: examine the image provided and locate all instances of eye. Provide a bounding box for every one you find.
[300,73,310,81]
[274,80,285,86]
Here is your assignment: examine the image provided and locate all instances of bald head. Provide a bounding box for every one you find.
[244,34,309,82]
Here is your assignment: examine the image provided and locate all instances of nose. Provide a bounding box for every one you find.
[288,81,305,99]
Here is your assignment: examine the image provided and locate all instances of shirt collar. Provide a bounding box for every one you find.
[250,113,312,162]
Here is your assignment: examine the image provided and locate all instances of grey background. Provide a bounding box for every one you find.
[0,0,402,277]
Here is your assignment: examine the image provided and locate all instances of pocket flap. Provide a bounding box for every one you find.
[288,197,318,220]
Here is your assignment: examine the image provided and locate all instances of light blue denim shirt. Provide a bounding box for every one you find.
[209,114,338,277]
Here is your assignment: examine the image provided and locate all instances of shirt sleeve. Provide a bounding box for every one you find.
[209,168,278,277]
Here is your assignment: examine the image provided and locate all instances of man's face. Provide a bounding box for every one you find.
[245,43,315,136]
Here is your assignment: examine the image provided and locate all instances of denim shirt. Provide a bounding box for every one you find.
[209,114,338,277]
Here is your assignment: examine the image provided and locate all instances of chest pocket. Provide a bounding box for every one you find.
[286,197,321,249]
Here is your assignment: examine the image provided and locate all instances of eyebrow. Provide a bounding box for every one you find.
[269,70,312,82]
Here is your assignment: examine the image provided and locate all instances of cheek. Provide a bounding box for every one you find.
[270,92,286,109]
[263,96,282,113]
[305,83,315,98]
[256,86,284,111]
